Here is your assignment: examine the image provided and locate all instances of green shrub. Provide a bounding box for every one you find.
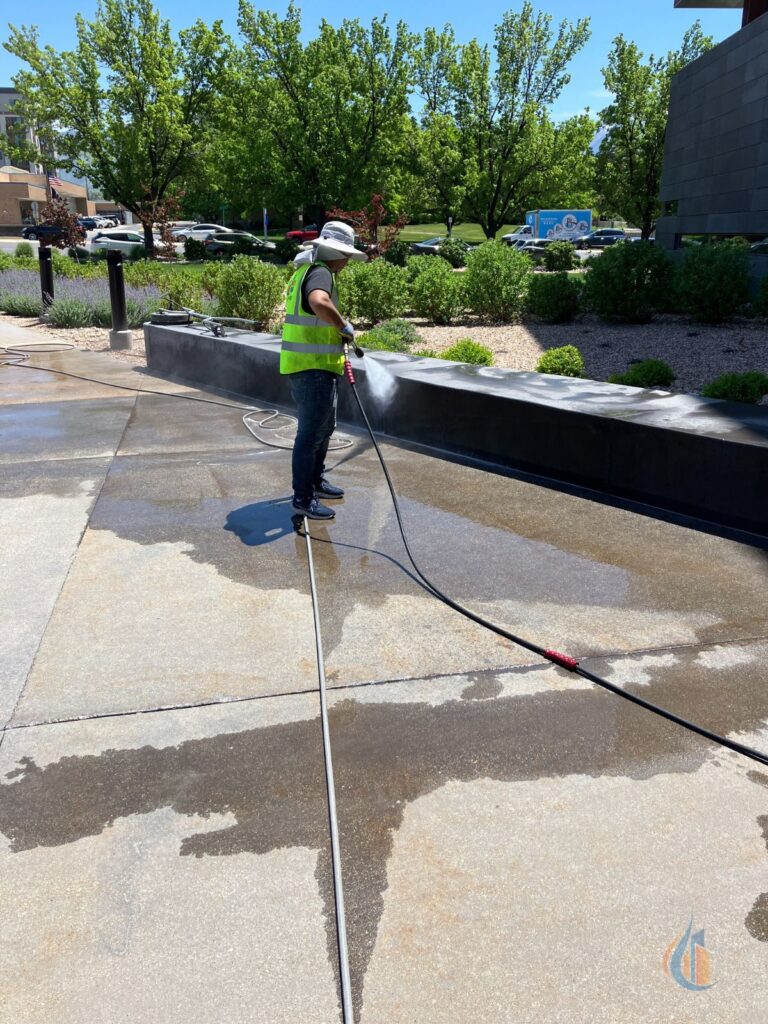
[339,259,410,325]
[212,255,286,326]
[410,258,464,325]
[382,240,410,267]
[701,371,768,404]
[464,241,532,321]
[47,298,95,328]
[363,318,422,352]
[414,348,438,358]
[128,244,147,261]
[124,261,169,288]
[442,338,494,366]
[14,241,34,258]
[678,242,751,323]
[404,254,448,283]
[0,253,11,272]
[438,237,469,268]
[274,238,301,264]
[527,272,581,323]
[184,237,207,261]
[608,359,676,389]
[543,241,578,272]
[536,345,586,378]
[200,262,222,299]
[585,241,673,322]
[160,269,205,311]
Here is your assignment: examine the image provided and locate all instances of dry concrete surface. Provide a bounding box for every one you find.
[1,327,768,1024]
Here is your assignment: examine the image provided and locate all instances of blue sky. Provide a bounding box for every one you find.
[1,0,744,119]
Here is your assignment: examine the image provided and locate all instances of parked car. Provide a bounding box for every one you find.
[285,224,320,243]
[750,238,768,255]
[409,236,474,256]
[77,217,101,231]
[518,238,554,258]
[95,215,118,228]
[575,228,627,249]
[22,222,85,243]
[91,229,147,254]
[501,225,534,245]
[172,223,231,242]
[204,231,277,256]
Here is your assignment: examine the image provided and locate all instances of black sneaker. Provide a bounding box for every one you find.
[292,497,336,521]
[314,477,345,499]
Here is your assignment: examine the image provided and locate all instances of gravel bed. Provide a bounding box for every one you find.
[0,314,146,364]
[395,313,768,399]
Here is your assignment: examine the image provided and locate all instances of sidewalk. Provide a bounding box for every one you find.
[1,329,767,1023]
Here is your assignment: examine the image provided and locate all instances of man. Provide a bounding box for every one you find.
[281,221,367,520]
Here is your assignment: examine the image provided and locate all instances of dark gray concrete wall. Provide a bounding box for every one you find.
[657,12,768,253]
[145,324,768,537]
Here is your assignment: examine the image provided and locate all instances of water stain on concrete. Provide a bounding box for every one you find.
[460,673,503,701]
[3,676,767,1019]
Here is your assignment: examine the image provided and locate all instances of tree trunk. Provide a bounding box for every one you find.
[143,221,155,256]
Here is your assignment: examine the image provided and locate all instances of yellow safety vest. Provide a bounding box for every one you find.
[280,262,345,375]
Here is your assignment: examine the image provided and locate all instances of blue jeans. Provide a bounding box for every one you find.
[289,370,338,504]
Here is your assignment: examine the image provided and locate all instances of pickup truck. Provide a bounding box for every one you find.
[285,224,320,243]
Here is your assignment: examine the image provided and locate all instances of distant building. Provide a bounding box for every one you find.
[0,88,97,233]
[657,1,768,267]
[0,88,41,173]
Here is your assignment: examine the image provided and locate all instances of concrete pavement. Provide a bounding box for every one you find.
[1,336,767,1022]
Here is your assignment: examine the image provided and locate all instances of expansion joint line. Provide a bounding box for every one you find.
[302,517,354,1024]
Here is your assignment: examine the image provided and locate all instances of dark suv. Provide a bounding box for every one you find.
[22,222,85,243]
[575,228,626,249]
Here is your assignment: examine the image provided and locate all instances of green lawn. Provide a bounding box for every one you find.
[266,222,521,244]
[398,222,519,243]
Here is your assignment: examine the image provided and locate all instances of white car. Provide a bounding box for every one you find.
[172,223,232,241]
[94,216,117,228]
[502,225,534,245]
[91,229,148,254]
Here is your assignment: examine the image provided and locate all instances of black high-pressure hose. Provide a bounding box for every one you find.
[342,356,768,771]
[3,341,767,769]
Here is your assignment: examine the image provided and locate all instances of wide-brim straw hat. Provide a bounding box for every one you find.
[303,220,368,261]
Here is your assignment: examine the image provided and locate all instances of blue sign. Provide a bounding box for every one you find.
[526,210,592,240]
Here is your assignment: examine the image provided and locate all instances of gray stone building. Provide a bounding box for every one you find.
[0,88,42,173]
[657,1,768,263]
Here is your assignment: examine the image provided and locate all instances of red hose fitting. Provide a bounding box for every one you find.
[544,649,580,671]
[344,359,356,385]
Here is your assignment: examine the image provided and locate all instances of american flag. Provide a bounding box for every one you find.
[48,172,63,187]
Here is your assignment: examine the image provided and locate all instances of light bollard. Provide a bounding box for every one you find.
[38,246,54,310]
[107,249,132,350]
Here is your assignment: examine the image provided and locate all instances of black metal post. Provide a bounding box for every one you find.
[38,245,54,309]
[107,249,128,332]
[106,248,132,349]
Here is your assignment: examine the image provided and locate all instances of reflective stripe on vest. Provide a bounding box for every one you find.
[280,262,345,376]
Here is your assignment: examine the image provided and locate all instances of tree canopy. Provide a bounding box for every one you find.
[597,23,713,238]
[4,0,227,250]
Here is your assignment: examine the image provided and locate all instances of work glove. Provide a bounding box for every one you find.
[340,320,355,343]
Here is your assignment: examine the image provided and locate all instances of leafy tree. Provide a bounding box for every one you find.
[4,0,227,254]
[230,2,416,225]
[597,24,713,239]
[422,4,592,239]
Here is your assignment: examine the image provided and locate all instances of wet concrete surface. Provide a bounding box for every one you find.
[2,345,768,1022]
